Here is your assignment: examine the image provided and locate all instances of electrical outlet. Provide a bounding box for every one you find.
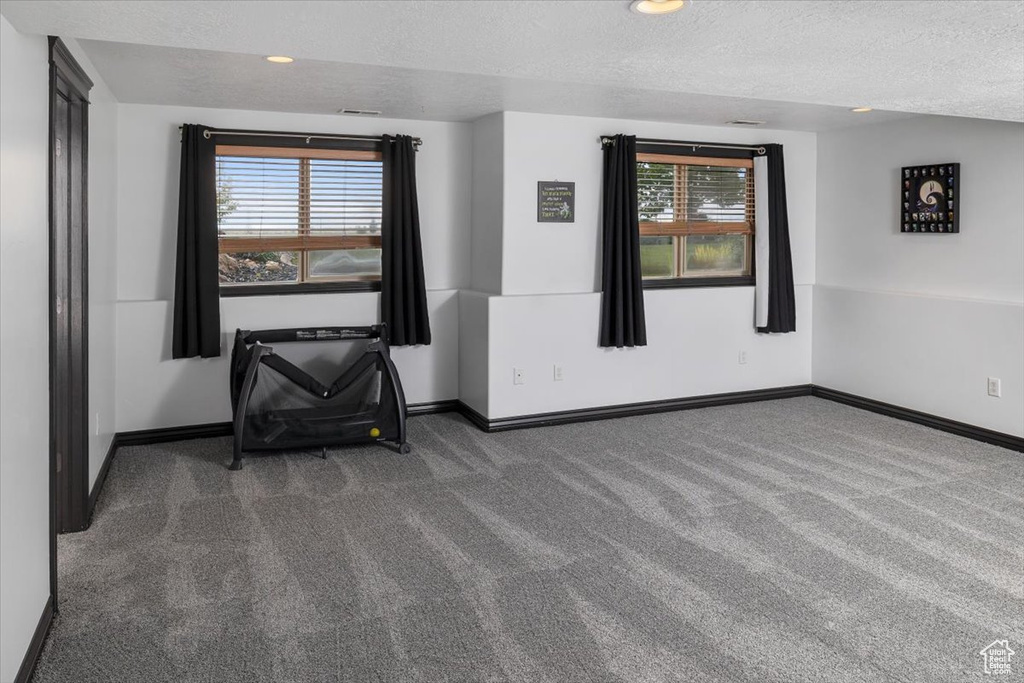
[738,350,748,365]
[553,365,564,382]
[513,368,525,386]
[987,377,1001,398]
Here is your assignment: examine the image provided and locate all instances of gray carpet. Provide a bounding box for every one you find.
[33,397,1023,682]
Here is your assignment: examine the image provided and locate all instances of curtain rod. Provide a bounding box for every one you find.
[178,127,422,149]
[600,137,765,155]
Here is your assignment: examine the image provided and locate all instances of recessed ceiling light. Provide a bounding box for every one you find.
[266,55,294,64]
[851,107,873,113]
[630,0,687,14]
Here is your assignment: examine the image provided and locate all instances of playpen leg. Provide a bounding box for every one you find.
[321,446,327,460]
[230,441,244,470]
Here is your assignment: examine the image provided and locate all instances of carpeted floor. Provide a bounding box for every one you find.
[33,397,1023,682]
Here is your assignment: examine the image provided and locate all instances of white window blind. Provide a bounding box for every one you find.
[637,154,754,234]
[215,145,383,252]
[308,158,383,237]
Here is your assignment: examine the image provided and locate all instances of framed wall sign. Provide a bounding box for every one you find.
[537,181,575,223]
[901,163,959,233]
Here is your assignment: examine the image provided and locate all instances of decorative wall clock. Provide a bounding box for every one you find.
[901,163,960,233]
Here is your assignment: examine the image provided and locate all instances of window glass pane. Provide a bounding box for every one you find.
[685,165,748,223]
[308,249,382,279]
[219,252,299,284]
[216,156,300,238]
[640,236,676,279]
[637,163,675,222]
[682,235,747,277]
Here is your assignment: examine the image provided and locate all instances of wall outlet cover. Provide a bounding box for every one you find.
[513,368,525,386]
[987,377,1001,398]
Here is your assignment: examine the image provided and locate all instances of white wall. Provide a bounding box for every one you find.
[500,112,818,295]
[472,112,816,418]
[62,38,119,492]
[115,105,471,432]
[457,290,490,416]
[815,116,1024,436]
[0,16,50,682]
[488,287,813,418]
[469,113,503,294]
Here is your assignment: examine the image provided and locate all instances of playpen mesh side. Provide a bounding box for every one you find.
[238,351,400,450]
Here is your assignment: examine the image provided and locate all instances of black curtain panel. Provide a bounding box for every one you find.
[172,123,221,358]
[381,135,431,346]
[758,143,797,333]
[599,134,647,348]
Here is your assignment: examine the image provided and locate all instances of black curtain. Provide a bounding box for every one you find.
[172,124,221,358]
[599,134,647,348]
[758,143,796,333]
[381,135,431,346]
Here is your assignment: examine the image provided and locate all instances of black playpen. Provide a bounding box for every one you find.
[229,324,410,470]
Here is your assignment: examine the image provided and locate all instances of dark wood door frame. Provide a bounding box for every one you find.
[49,36,92,559]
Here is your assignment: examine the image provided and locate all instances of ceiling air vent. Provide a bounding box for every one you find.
[726,119,766,126]
[337,108,382,116]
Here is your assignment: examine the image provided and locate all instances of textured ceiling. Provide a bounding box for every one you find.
[2,0,1022,126]
[71,40,917,131]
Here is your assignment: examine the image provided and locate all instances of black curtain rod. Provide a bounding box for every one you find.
[178,126,422,149]
[600,136,765,155]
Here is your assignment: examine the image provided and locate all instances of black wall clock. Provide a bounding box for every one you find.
[901,163,960,233]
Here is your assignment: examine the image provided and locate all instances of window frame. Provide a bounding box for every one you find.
[213,133,384,297]
[636,142,756,290]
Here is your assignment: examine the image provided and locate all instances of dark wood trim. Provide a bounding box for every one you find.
[113,403,461,447]
[643,276,754,290]
[811,386,1024,453]
[407,400,460,416]
[117,422,233,447]
[46,32,59,621]
[465,385,814,432]
[14,595,54,683]
[220,280,381,297]
[48,37,92,102]
[87,387,1018,490]
[456,402,491,432]
[49,36,91,537]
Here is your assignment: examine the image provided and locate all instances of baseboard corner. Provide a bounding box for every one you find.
[455,401,491,432]
[406,399,460,416]
[810,385,1024,453]
[86,435,118,525]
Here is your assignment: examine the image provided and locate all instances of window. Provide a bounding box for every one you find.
[216,145,383,290]
[637,152,754,285]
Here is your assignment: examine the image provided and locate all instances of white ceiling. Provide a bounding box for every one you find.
[70,40,919,131]
[2,0,1022,130]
